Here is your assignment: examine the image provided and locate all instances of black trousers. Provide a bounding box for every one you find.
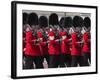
[59,54,71,67]
[48,55,60,68]
[23,55,43,69]
[71,55,84,67]
[83,52,91,66]
[43,54,49,65]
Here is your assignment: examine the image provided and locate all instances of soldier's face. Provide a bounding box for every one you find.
[76,27,81,32]
[69,27,75,34]
[26,27,30,32]
[37,25,40,29]
[62,36,66,40]
[49,36,55,40]
[39,38,43,41]
[31,25,35,29]
[81,27,86,34]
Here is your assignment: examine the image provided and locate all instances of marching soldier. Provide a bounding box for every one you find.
[24,13,43,69]
[48,13,61,68]
[82,17,91,66]
[59,17,73,67]
[60,31,71,67]
[71,16,84,67]
[38,16,49,66]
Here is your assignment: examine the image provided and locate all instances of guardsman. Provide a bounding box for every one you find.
[38,16,49,67]
[49,13,60,68]
[48,31,60,68]
[71,16,84,67]
[60,31,71,67]
[82,17,91,66]
[24,13,43,69]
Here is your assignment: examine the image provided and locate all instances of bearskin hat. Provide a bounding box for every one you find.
[84,17,91,28]
[23,13,28,25]
[63,17,73,28]
[49,13,59,26]
[39,16,48,28]
[73,16,84,28]
[28,13,38,26]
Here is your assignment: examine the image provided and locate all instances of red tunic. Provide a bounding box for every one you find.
[61,38,70,54]
[55,42,61,55]
[68,34,72,53]
[82,32,90,53]
[55,35,61,55]
[48,40,57,55]
[25,31,41,57]
[38,38,48,55]
[71,32,82,56]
